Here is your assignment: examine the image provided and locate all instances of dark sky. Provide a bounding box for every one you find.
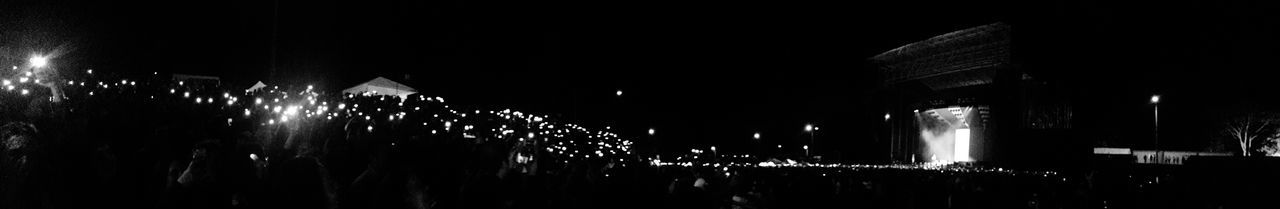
[7,0,1280,158]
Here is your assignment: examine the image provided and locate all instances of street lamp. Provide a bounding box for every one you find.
[616,90,623,96]
[1151,95,1160,163]
[753,132,760,140]
[804,124,816,156]
[648,128,655,136]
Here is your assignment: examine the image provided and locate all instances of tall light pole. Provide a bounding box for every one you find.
[804,124,814,157]
[648,128,656,159]
[1151,95,1160,163]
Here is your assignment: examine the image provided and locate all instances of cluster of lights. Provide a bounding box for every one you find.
[653,161,1058,177]
[8,67,642,167]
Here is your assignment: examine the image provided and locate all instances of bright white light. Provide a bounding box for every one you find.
[955,128,971,162]
[244,109,251,116]
[337,103,346,109]
[1150,95,1160,104]
[183,92,190,98]
[648,128,656,135]
[2,80,8,85]
[710,146,717,152]
[884,113,891,120]
[20,89,29,95]
[29,56,48,68]
[367,125,374,132]
[87,69,93,74]
[753,132,760,139]
[803,145,809,150]
[249,154,258,161]
[284,105,300,116]
[179,81,184,86]
[804,124,814,132]
[19,77,28,83]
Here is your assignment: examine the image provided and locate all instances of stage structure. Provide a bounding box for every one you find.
[869,22,1075,167]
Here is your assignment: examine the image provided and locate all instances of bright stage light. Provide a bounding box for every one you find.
[29,55,48,68]
[955,128,971,162]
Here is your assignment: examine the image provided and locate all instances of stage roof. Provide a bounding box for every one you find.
[870,22,1011,90]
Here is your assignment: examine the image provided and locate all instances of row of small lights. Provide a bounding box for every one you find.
[21,65,639,165]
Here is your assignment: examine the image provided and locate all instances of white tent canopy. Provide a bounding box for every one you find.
[343,77,417,98]
[246,81,268,93]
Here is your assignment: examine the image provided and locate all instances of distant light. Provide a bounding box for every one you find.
[616,90,623,96]
[183,92,190,98]
[804,124,814,132]
[884,113,891,120]
[753,132,761,139]
[710,146,716,152]
[87,69,93,74]
[1150,95,1160,104]
[777,145,782,149]
[367,125,374,132]
[803,145,809,150]
[648,128,655,135]
[179,81,184,86]
[20,89,29,95]
[29,55,48,68]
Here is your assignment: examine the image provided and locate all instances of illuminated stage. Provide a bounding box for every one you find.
[869,22,1074,166]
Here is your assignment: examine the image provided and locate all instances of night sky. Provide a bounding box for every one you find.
[5,0,1280,158]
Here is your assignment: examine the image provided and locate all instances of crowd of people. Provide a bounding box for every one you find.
[1,72,1242,209]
